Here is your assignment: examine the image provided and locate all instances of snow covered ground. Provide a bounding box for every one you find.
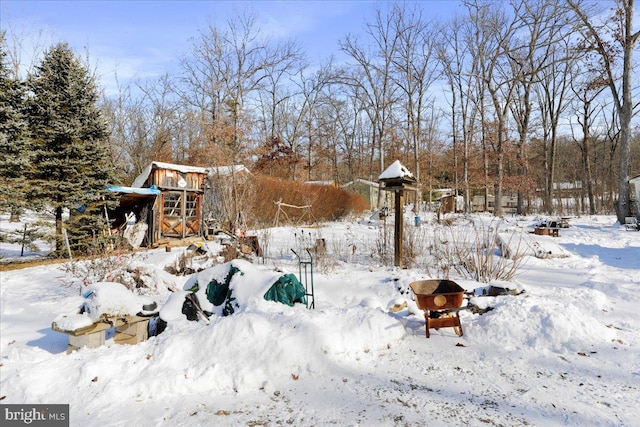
[1,212,639,426]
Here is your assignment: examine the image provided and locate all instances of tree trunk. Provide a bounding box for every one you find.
[579,102,596,215]
[568,0,638,222]
[494,120,505,218]
[582,140,596,215]
[614,0,637,223]
[55,205,63,255]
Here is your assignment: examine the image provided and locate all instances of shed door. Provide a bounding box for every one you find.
[161,191,201,238]
[162,192,183,237]
[184,193,200,236]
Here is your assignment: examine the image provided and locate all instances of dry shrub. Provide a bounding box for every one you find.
[62,252,133,293]
[428,219,522,282]
[371,221,428,268]
[402,224,429,268]
[164,250,199,276]
[244,174,368,227]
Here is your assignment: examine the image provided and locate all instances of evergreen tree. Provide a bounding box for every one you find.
[0,39,31,221]
[27,42,116,255]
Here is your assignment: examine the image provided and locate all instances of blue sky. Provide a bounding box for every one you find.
[2,1,461,94]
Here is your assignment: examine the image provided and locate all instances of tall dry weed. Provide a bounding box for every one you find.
[429,219,522,282]
[244,175,368,227]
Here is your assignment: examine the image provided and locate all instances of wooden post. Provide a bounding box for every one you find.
[62,228,73,261]
[394,190,404,268]
[379,160,417,269]
[20,223,27,257]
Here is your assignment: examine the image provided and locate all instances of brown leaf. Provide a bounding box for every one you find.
[291,373,299,380]
[455,342,466,347]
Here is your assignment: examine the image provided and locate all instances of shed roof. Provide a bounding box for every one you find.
[208,165,251,178]
[304,180,335,186]
[341,179,380,188]
[132,161,250,188]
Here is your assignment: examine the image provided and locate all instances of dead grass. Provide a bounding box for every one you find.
[0,257,66,272]
[244,175,369,227]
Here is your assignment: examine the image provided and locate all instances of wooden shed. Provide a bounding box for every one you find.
[440,194,464,214]
[132,161,208,245]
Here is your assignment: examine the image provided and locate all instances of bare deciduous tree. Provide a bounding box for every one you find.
[508,0,570,215]
[340,7,399,208]
[388,3,441,211]
[293,61,338,181]
[568,0,640,222]
[467,0,524,217]
[536,35,575,214]
[570,68,609,214]
[440,13,483,212]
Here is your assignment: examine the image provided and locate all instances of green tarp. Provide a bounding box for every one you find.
[205,265,240,315]
[263,274,307,307]
[202,266,307,316]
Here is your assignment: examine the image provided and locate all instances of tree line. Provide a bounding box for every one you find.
[100,0,638,220]
[1,0,639,255]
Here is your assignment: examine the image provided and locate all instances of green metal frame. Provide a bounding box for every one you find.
[291,248,315,309]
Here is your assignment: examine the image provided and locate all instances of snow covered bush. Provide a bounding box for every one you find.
[62,252,133,291]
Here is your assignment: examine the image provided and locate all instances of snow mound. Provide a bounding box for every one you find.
[119,262,178,295]
[147,305,405,395]
[184,259,298,316]
[497,231,571,259]
[8,304,406,403]
[81,282,146,322]
[52,312,93,331]
[465,291,616,353]
[159,291,192,322]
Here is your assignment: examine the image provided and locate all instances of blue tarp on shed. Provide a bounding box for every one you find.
[106,185,161,196]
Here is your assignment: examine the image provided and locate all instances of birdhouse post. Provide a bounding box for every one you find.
[379,160,418,268]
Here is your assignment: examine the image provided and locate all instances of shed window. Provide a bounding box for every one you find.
[164,193,181,217]
[185,194,197,218]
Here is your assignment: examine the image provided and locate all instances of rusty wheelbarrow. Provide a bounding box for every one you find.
[410,279,465,338]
